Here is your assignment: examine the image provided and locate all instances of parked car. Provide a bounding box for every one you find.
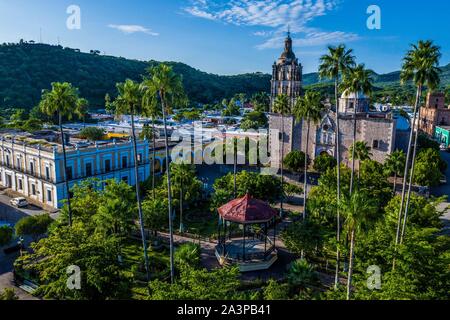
[10,197,28,208]
[439,143,447,151]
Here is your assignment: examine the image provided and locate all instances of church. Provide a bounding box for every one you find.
[268,32,398,169]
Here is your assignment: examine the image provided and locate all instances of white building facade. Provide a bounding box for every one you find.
[0,135,150,209]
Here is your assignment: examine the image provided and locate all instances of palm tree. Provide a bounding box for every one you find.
[272,94,291,217]
[397,40,441,245]
[39,82,85,227]
[349,141,372,180]
[113,79,151,284]
[148,64,187,284]
[339,188,377,300]
[141,79,163,199]
[319,45,355,288]
[384,150,406,194]
[171,163,195,233]
[341,64,374,194]
[238,93,246,109]
[77,98,89,128]
[293,91,325,219]
[251,92,270,112]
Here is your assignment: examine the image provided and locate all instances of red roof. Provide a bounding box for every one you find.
[218,194,277,224]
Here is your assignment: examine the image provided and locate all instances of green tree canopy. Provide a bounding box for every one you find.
[283,151,308,174]
[15,214,53,239]
[413,148,446,187]
[313,153,337,173]
[15,221,133,300]
[149,266,240,300]
[0,225,13,246]
[78,127,105,141]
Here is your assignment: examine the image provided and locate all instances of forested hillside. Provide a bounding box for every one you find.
[0,42,449,109]
[0,42,270,109]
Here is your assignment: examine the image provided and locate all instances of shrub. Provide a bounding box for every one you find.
[0,288,18,300]
[313,153,337,173]
[283,151,308,174]
[287,259,319,288]
[174,243,201,270]
[79,127,105,141]
[15,214,53,239]
[0,225,13,246]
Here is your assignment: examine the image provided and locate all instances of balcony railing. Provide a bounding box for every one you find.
[0,162,55,183]
[0,160,150,184]
[67,160,150,183]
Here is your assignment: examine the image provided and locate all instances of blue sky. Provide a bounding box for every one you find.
[1,0,449,75]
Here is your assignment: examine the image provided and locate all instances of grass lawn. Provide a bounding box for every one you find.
[121,238,171,299]
[175,201,218,238]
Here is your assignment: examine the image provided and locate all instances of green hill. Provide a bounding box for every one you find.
[0,42,448,110]
[0,42,270,109]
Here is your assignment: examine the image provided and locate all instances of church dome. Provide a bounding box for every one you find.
[277,32,297,64]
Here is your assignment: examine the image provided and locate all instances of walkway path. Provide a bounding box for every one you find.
[0,239,39,300]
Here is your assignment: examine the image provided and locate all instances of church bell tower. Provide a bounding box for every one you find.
[270,31,303,111]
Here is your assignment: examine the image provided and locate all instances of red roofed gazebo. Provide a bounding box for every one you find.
[216,194,278,272]
[218,194,278,224]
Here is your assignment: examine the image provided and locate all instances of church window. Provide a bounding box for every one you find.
[372,140,379,149]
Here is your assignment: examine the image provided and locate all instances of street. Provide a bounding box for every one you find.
[0,192,50,300]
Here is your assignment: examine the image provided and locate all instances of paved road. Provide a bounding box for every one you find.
[0,193,56,223]
[0,192,49,300]
[0,250,38,300]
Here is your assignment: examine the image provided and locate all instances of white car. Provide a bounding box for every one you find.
[10,197,28,208]
[440,144,447,151]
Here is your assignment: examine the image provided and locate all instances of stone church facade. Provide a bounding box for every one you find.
[269,34,397,169]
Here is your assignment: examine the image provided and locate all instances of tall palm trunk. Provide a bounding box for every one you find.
[395,86,422,248]
[393,173,397,194]
[303,120,310,220]
[346,228,355,300]
[401,104,422,243]
[233,138,237,198]
[59,112,72,227]
[179,179,183,233]
[357,160,361,182]
[280,114,285,217]
[334,79,342,289]
[152,118,156,199]
[160,91,175,284]
[130,114,151,284]
[349,93,358,195]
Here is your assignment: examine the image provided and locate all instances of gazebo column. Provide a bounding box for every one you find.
[218,217,221,251]
[223,218,227,256]
[273,217,276,251]
[242,224,246,262]
[264,222,267,254]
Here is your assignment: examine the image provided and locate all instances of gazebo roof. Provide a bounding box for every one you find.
[218,194,277,224]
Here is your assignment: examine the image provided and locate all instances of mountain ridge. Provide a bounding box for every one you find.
[0,42,449,109]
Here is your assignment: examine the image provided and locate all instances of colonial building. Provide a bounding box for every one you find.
[0,131,150,210]
[268,37,397,168]
[419,92,450,136]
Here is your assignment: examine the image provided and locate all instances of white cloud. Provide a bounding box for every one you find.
[253,30,273,37]
[183,0,359,49]
[108,24,159,36]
